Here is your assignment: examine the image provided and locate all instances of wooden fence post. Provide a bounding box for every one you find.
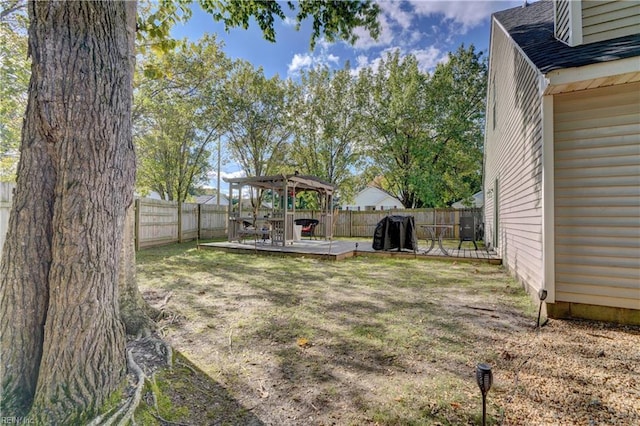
[454,209,460,239]
[197,203,202,240]
[134,198,140,251]
[177,201,182,243]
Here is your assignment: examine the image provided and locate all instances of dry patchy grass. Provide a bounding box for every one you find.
[136,242,639,425]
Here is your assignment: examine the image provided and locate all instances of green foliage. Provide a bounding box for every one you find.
[221,61,295,210]
[415,45,487,207]
[134,35,232,202]
[0,7,28,182]
[357,46,487,208]
[357,51,429,208]
[136,0,379,56]
[136,0,192,56]
[289,65,366,204]
[200,0,380,49]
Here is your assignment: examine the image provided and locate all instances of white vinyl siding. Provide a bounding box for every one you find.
[581,0,640,44]
[554,82,640,310]
[485,22,545,293]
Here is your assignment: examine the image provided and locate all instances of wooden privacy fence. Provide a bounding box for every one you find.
[1,185,483,253]
[0,182,14,256]
[134,198,227,250]
[231,207,482,241]
[334,208,483,240]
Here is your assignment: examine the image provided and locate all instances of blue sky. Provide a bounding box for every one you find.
[172,0,525,79]
[170,0,526,191]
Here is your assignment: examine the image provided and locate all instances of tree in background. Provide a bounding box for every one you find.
[357,46,486,208]
[134,35,231,203]
[134,35,231,241]
[414,45,487,207]
[0,4,28,182]
[357,51,429,208]
[222,61,296,214]
[0,0,380,422]
[290,65,366,207]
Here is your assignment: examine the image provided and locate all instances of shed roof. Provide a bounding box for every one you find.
[494,0,640,73]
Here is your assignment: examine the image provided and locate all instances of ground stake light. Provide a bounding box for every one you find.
[476,363,493,426]
[536,288,548,328]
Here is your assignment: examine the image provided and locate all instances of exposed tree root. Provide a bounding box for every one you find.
[149,410,191,426]
[88,334,171,425]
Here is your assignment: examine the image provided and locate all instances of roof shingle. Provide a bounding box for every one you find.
[493,0,640,73]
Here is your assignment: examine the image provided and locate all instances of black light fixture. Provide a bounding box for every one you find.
[476,363,493,426]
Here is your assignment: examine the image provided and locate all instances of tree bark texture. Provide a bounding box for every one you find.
[0,66,56,415]
[118,202,153,336]
[0,1,137,422]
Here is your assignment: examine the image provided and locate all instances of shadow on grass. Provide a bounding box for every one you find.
[137,241,538,424]
[136,351,265,425]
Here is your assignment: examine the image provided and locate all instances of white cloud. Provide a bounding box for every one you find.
[409,30,423,44]
[352,13,395,49]
[349,54,385,76]
[207,169,246,181]
[350,0,511,50]
[287,38,341,76]
[407,0,521,34]
[350,44,447,76]
[283,16,297,27]
[412,46,448,72]
[289,1,514,77]
[288,53,314,74]
[378,1,413,30]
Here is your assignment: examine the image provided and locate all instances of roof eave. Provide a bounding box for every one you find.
[543,56,640,95]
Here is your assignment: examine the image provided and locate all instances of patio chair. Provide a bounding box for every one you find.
[294,218,319,240]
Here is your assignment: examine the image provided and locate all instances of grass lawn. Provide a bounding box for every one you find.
[135,241,639,425]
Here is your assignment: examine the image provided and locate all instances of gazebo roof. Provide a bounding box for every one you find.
[224,174,335,193]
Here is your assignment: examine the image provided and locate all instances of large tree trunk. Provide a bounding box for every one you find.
[0,1,137,422]
[119,202,154,336]
[0,74,56,415]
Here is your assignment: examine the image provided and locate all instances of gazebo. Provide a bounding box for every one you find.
[224,174,335,246]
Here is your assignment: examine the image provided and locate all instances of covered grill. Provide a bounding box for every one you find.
[372,215,418,252]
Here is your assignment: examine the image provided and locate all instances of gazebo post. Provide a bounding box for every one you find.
[283,178,288,244]
[227,183,232,242]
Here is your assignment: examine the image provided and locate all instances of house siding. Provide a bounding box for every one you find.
[342,187,404,211]
[485,22,545,294]
[553,82,640,310]
[581,0,640,44]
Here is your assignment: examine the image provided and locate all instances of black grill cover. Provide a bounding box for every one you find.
[372,215,418,251]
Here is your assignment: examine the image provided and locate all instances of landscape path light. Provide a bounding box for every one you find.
[537,288,548,328]
[476,363,493,426]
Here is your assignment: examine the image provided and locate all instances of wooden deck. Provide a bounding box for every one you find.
[198,239,502,264]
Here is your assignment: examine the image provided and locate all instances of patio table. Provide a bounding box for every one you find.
[232,217,271,246]
[420,224,453,256]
